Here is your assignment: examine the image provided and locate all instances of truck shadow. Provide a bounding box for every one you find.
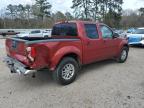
[130,45,144,49]
[78,59,117,79]
[18,59,117,87]
[18,70,57,87]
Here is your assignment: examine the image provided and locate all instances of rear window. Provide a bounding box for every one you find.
[84,24,99,39]
[52,23,78,36]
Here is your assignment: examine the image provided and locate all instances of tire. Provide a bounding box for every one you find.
[53,57,79,85]
[2,33,6,37]
[44,35,48,38]
[117,47,129,63]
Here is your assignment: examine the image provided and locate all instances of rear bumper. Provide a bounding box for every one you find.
[3,56,36,75]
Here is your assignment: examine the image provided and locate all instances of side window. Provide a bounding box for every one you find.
[84,24,99,39]
[31,30,41,34]
[30,31,35,34]
[100,25,113,38]
[35,30,41,33]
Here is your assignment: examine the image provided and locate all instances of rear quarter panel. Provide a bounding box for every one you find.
[29,39,82,70]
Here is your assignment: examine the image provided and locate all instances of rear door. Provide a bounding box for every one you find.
[99,25,119,58]
[82,24,105,64]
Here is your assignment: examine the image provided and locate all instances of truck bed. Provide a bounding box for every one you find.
[6,36,81,68]
[11,36,79,42]
[12,37,52,41]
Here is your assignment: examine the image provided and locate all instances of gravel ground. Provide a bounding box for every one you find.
[0,39,144,108]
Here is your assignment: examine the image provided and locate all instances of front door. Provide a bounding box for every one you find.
[83,24,105,64]
[99,25,119,58]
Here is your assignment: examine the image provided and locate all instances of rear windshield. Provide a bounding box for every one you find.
[52,23,78,36]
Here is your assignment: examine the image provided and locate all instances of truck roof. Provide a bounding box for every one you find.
[55,20,101,25]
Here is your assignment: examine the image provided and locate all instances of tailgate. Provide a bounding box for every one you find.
[5,38,28,64]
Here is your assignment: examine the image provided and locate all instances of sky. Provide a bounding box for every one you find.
[0,0,144,13]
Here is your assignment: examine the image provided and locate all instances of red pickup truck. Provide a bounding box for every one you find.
[4,21,129,85]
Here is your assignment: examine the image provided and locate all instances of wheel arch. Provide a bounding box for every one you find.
[50,46,82,71]
[60,53,81,66]
[123,44,129,51]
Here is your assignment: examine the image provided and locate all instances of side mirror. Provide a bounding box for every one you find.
[113,33,119,38]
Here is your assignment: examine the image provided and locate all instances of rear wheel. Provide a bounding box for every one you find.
[117,47,129,63]
[44,35,48,38]
[53,57,79,85]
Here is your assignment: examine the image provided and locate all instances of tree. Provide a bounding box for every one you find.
[71,0,123,27]
[91,0,100,21]
[34,0,52,20]
[0,18,3,28]
[17,4,26,19]
[71,0,92,20]
[138,7,144,16]
[65,12,74,20]
[121,9,144,28]
[102,0,123,27]
[53,11,66,22]
[25,4,31,26]
[6,4,16,19]
[25,4,31,19]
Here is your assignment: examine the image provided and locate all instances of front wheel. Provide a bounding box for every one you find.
[117,47,129,63]
[53,57,79,85]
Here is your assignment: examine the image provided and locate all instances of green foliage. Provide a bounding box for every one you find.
[1,0,54,28]
[34,0,52,19]
[6,4,17,19]
[53,11,66,22]
[71,0,92,19]
[65,12,74,20]
[104,11,122,28]
[138,8,144,16]
[4,0,144,29]
[71,0,123,27]
[0,1,75,28]
[0,18,3,28]
[121,8,144,28]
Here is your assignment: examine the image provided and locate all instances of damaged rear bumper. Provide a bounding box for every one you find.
[3,56,36,75]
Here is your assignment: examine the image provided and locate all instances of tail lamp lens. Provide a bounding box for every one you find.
[26,47,36,62]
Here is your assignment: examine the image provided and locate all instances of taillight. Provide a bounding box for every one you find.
[26,47,36,62]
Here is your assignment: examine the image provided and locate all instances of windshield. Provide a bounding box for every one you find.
[134,29,144,34]
[115,30,123,34]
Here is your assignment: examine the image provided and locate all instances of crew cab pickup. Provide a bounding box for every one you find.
[4,21,129,85]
